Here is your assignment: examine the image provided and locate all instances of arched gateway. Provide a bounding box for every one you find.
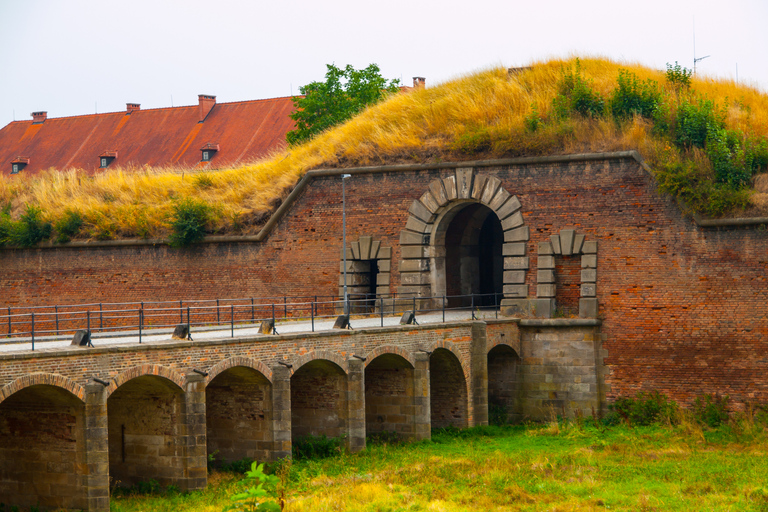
[399,168,530,308]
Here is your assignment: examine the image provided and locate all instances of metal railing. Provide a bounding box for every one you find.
[1,292,503,349]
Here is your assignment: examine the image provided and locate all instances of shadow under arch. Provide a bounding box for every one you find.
[290,358,348,446]
[429,347,469,429]
[365,351,417,440]
[0,383,87,510]
[487,343,522,425]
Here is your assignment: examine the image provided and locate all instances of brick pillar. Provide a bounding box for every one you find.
[413,352,431,440]
[271,365,292,459]
[347,357,366,453]
[182,373,207,491]
[471,322,489,426]
[84,383,110,512]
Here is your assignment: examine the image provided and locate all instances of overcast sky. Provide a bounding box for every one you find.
[1,0,766,128]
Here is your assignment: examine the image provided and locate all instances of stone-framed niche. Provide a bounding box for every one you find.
[338,235,392,312]
[532,228,598,318]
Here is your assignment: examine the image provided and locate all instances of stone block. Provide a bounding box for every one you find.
[429,180,449,206]
[560,229,575,256]
[503,284,528,298]
[456,168,473,199]
[538,255,555,269]
[531,298,555,318]
[400,272,430,285]
[500,298,530,316]
[471,173,487,200]
[581,283,596,297]
[581,268,597,283]
[420,190,439,214]
[573,234,585,254]
[550,235,562,254]
[581,254,597,268]
[399,259,429,272]
[496,195,522,220]
[400,245,426,259]
[582,240,598,254]
[377,274,391,285]
[537,284,556,298]
[351,241,361,259]
[481,176,501,204]
[378,246,391,259]
[397,284,430,297]
[503,270,526,284]
[504,225,529,242]
[408,199,435,223]
[405,216,429,234]
[359,236,373,260]
[537,270,555,283]
[377,259,391,272]
[442,175,458,200]
[489,187,511,211]
[340,246,353,259]
[399,230,426,245]
[502,242,526,256]
[538,241,553,255]
[500,211,524,231]
[503,256,529,270]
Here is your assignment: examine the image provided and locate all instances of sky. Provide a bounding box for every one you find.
[1,0,766,128]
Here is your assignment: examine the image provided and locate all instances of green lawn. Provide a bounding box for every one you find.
[112,421,768,511]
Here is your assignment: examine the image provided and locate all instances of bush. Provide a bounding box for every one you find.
[367,430,401,445]
[610,70,661,120]
[292,434,344,460]
[553,60,605,119]
[168,198,211,248]
[693,394,730,427]
[54,209,83,243]
[6,205,52,247]
[674,97,725,149]
[666,61,692,89]
[609,391,679,426]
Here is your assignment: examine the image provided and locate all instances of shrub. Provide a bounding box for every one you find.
[553,59,605,119]
[609,391,679,426]
[367,430,401,445]
[674,97,725,149]
[610,70,661,120]
[665,61,692,89]
[54,209,83,243]
[693,394,730,427]
[168,198,211,248]
[524,102,542,132]
[225,461,281,512]
[292,434,344,460]
[7,205,52,247]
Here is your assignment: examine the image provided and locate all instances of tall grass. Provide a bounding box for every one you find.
[2,57,768,244]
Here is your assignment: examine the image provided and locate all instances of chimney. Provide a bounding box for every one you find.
[412,77,426,89]
[198,94,216,122]
[31,111,47,124]
[126,103,141,114]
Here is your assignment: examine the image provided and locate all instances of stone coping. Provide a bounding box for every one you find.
[518,318,602,328]
[0,319,483,362]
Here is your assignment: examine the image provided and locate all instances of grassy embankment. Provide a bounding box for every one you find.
[110,419,768,512]
[2,57,768,246]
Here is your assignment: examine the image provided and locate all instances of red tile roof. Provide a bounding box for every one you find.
[0,95,296,175]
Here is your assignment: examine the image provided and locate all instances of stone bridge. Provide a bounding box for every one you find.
[0,318,604,511]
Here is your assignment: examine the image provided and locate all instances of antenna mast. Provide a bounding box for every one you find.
[693,16,710,75]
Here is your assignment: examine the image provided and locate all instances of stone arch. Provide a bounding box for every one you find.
[535,229,598,318]
[205,356,273,385]
[290,350,349,375]
[487,343,522,424]
[0,377,87,509]
[399,167,530,308]
[429,346,469,429]
[421,340,470,384]
[338,235,392,311]
[0,373,85,404]
[107,364,186,397]
[364,345,417,369]
[206,358,274,465]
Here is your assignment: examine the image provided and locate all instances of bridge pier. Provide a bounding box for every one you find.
[271,364,293,459]
[182,373,208,491]
[84,383,109,512]
[413,352,431,440]
[347,357,366,453]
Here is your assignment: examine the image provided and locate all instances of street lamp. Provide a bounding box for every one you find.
[341,174,351,315]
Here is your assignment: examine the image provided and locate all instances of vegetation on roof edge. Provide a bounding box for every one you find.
[2,56,768,247]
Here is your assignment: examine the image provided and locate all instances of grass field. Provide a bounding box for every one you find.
[111,420,768,512]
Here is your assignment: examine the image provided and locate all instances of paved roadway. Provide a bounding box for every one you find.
[0,309,502,354]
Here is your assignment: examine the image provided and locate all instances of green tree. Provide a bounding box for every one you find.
[286,63,400,145]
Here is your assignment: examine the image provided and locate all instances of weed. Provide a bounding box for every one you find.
[693,394,730,427]
[194,172,214,189]
[53,209,83,243]
[168,198,211,248]
[221,458,257,474]
[292,434,345,461]
[609,391,679,426]
[610,69,661,120]
[7,205,52,247]
[665,61,692,90]
[367,430,402,445]
[553,59,605,119]
[224,461,281,511]
[489,402,509,426]
[524,102,542,132]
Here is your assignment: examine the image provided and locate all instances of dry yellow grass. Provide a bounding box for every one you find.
[2,56,768,241]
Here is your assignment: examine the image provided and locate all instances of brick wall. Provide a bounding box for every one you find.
[1,153,767,406]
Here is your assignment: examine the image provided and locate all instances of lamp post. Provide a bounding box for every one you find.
[342,174,351,315]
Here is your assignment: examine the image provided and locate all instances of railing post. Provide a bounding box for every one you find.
[413,296,416,315]
[495,293,498,319]
[180,300,183,324]
[8,307,11,337]
[217,299,220,325]
[380,297,384,327]
[311,299,315,333]
[251,298,255,323]
[231,305,234,338]
[31,312,35,351]
[443,295,446,323]
[139,309,143,344]
[271,303,275,329]
[87,309,91,332]
[471,295,476,320]
[55,305,59,336]
[99,303,103,332]
[187,306,191,336]
[284,296,287,319]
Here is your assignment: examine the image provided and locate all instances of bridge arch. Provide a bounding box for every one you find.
[364,345,417,369]
[206,356,273,385]
[399,168,530,305]
[487,343,522,425]
[365,349,418,439]
[290,350,349,375]
[290,354,348,444]
[428,345,469,429]
[107,364,186,398]
[0,373,85,404]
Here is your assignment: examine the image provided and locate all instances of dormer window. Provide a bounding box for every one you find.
[11,157,29,174]
[99,150,118,168]
[200,143,220,162]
